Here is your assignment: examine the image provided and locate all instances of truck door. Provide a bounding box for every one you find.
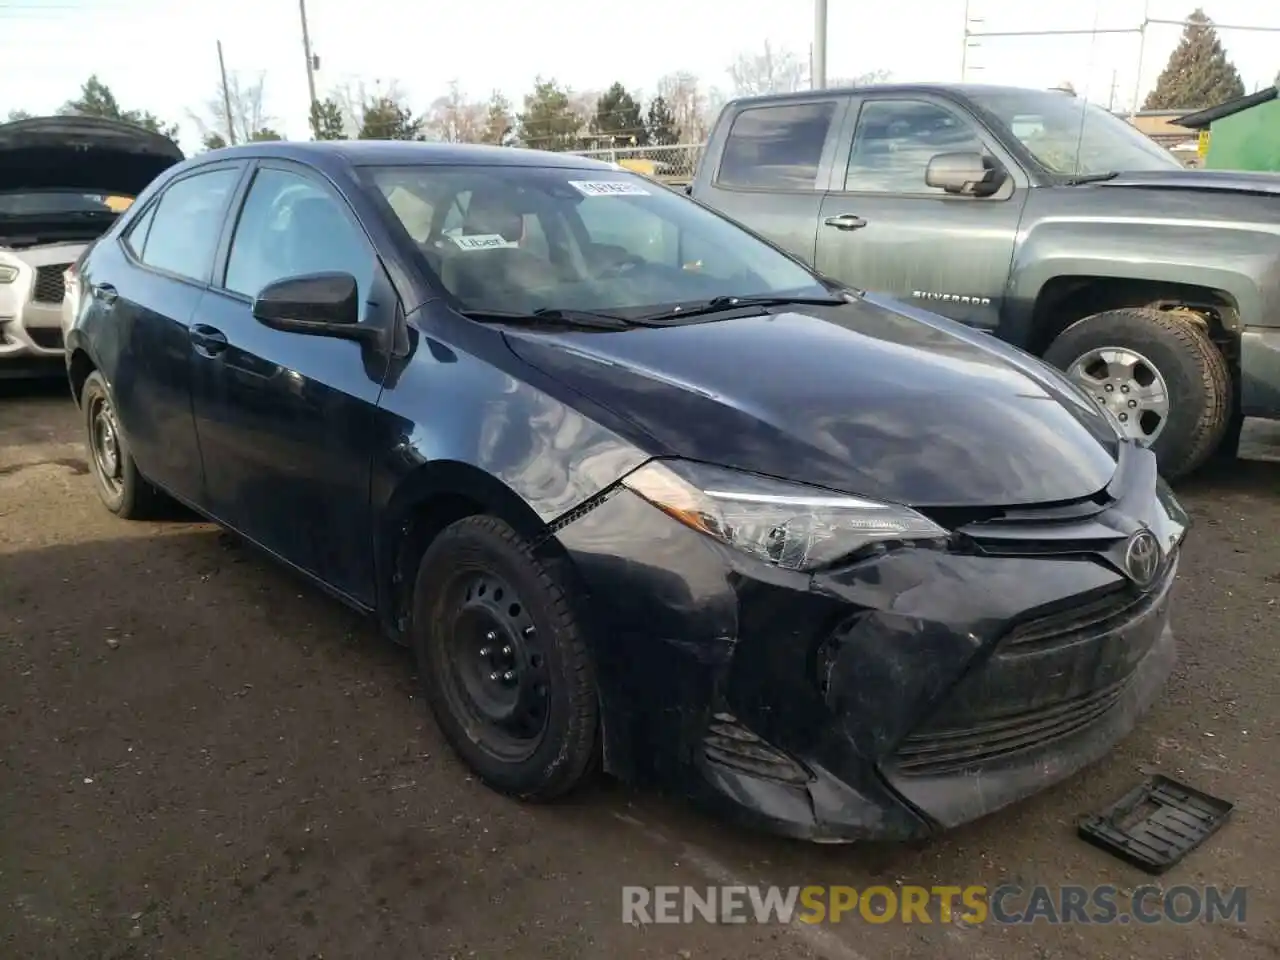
[691,95,850,265]
[814,94,1028,332]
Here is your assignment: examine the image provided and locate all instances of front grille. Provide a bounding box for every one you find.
[703,713,812,785]
[32,264,70,304]
[1001,555,1176,655]
[892,677,1132,777]
[27,328,63,350]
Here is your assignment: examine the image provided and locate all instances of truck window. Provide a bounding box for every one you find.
[717,101,837,191]
[844,100,986,195]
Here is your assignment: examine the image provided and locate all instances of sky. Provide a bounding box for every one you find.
[1,0,1277,153]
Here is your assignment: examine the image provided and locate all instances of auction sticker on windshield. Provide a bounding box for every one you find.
[451,234,520,250]
[568,180,651,197]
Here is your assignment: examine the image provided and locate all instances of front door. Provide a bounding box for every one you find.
[815,95,1028,333]
[188,161,395,604]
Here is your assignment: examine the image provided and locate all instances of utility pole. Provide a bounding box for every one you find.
[812,0,827,90]
[299,0,318,126]
[216,40,235,145]
[1129,0,1150,116]
[961,0,970,79]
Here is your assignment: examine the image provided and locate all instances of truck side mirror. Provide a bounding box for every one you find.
[925,152,1008,198]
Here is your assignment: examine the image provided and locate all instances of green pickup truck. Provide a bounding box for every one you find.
[688,83,1280,479]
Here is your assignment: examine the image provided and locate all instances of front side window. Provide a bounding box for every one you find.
[717,101,838,190]
[224,167,373,303]
[845,100,987,194]
[368,165,829,317]
[142,168,240,281]
[966,88,1183,174]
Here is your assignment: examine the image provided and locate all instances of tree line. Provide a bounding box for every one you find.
[3,15,1269,148]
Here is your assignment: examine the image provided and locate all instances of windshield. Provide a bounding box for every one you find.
[966,89,1183,175]
[0,190,127,217]
[367,165,829,316]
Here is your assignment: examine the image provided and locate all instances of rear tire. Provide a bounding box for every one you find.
[80,371,169,519]
[1044,307,1232,480]
[411,515,599,801]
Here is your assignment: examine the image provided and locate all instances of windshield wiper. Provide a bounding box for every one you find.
[461,307,635,330]
[1063,171,1119,185]
[635,293,848,322]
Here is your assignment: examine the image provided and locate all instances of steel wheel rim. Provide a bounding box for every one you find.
[439,570,550,762]
[1066,346,1171,444]
[89,394,123,496]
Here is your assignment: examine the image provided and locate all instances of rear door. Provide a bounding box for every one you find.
[692,96,850,264]
[89,162,245,501]
[814,94,1028,331]
[188,160,395,604]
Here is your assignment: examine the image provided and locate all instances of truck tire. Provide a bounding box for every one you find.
[1044,307,1231,480]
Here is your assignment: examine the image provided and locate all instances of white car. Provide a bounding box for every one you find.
[0,115,182,378]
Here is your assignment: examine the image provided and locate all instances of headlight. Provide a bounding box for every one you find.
[620,459,950,571]
[0,264,18,284]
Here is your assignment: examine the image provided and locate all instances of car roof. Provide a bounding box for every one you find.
[192,139,618,172]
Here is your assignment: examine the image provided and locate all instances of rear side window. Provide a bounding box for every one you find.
[122,203,156,258]
[716,101,837,191]
[141,168,240,282]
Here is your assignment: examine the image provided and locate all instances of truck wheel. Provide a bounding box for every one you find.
[411,515,599,801]
[1044,307,1231,480]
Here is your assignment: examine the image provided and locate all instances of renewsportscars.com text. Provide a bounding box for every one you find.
[622,884,1248,926]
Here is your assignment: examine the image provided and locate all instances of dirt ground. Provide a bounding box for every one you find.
[2,377,1278,960]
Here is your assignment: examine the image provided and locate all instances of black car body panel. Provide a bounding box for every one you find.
[65,140,1183,841]
[503,295,1121,507]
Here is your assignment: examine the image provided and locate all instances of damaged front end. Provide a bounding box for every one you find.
[554,443,1187,841]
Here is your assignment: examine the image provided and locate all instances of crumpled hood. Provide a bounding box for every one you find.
[503,295,1121,508]
[0,115,183,196]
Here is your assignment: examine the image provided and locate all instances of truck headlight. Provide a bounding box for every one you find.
[0,264,18,284]
[621,459,950,571]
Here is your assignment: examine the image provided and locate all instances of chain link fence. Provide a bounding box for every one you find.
[567,143,705,183]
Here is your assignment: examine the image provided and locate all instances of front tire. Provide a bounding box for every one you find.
[1044,307,1232,479]
[411,515,599,801]
[80,371,168,519]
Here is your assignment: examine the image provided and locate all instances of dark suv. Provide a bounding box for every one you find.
[66,141,1187,841]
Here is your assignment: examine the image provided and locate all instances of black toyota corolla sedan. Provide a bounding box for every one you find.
[64,140,1188,841]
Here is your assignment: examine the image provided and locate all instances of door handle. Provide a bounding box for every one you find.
[91,282,118,304]
[190,324,228,357]
[823,214,868,231]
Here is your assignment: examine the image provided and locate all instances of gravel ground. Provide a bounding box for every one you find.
[2,378,1278,960]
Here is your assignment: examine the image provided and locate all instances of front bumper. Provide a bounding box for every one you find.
[0,245,79,374]
[556,467,1180,842]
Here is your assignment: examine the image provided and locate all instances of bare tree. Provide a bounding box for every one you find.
[728,41,808,96]
[656,72,712,143]
[424,81,486,142]
[188,70,277,145]
[828,69,892,88]
[331,78,411,137]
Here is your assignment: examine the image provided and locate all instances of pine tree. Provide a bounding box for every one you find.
[310,98,347,140]
[592,82,648,147]
[1143,9,1245,110]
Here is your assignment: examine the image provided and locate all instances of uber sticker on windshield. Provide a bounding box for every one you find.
[568,180,651,197]
[451,234,520,250]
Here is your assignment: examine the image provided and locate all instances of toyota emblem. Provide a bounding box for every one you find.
[1123,528,1162,588]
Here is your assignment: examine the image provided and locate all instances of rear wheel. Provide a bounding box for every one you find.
[1044,307,1232,479]
[411,515,598,800]
[81,371,168,519]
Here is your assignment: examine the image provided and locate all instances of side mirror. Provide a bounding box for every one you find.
[925,152,1008,198]
[251,272,377,342]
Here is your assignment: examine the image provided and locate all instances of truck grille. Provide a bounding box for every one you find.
[891,676,1131,777]
[32,264,70,304]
